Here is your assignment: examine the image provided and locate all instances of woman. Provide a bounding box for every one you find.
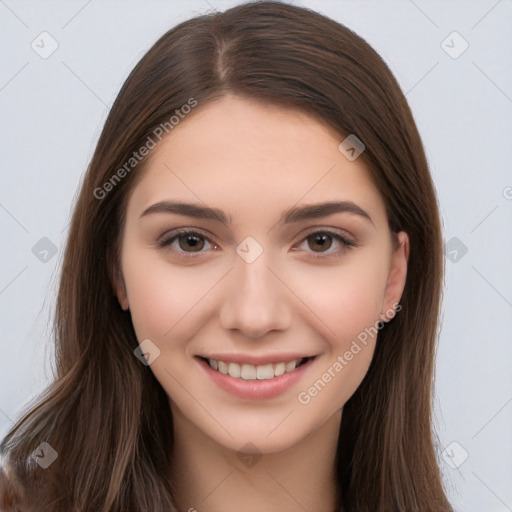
[0,2,453,511]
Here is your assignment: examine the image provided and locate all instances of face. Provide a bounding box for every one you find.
[114,95,408,454]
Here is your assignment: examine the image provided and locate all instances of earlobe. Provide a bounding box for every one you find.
[380,231,409,320]
[111,262,129,310]
[117,291,129,311]
[115,273,129,311]
[107,245,129,311]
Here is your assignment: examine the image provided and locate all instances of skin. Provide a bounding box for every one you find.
[114,94,409,512]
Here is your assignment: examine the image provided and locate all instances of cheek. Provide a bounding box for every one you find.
[122,250,223,341]
[293,267,385,411]
[283,255,388,345]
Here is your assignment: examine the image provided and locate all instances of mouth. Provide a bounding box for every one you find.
[198,356,313,381]
[195,355,317,400]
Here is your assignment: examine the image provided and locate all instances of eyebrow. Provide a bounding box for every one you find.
[139,200,373,226]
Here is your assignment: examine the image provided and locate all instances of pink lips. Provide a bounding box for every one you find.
[197,356,315,400]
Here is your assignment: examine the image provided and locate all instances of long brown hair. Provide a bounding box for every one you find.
[0,2,452,511]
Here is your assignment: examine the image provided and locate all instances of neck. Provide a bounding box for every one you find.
[169,408,342,512]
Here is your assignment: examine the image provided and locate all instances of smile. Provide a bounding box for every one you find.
[197,355,317,400]
[205,357,311,381]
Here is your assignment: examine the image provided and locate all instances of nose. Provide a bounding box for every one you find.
[219,252,292,339]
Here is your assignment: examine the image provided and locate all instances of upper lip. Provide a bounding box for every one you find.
[196,353,316,365]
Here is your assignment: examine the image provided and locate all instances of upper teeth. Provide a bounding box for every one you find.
[208,358,304,380]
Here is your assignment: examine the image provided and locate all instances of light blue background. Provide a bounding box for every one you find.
[1,1,511,511]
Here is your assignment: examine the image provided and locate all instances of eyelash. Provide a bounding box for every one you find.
[157,228,356,260]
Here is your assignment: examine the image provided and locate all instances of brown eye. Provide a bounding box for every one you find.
[178,234,205,252]
[157,229,219,259]
[293,229,356,260]
[307,233,333,252]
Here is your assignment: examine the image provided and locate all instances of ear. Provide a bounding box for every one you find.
[113,268,129,311]
[108,246,129,311]
[380,231,409,321]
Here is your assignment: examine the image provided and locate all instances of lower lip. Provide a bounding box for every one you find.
[197,357,315,400]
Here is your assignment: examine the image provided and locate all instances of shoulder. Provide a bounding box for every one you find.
[0,465,21,512]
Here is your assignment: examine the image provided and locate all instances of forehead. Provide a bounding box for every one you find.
[126,95,386,226]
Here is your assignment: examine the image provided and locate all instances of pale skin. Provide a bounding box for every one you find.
[114,95,409,512]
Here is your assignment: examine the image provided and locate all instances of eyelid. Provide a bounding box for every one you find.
[157,226,357,259]
[157,227,219,253]
[157,227,210,243]
[291,227,356,259]
[298,226,355,244]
